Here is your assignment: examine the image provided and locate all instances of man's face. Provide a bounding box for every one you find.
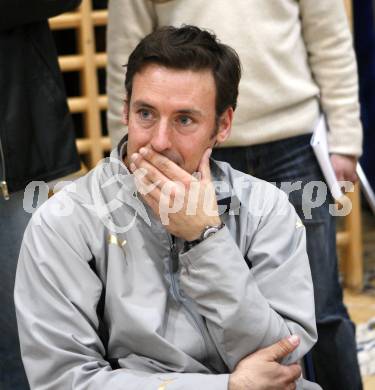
[124,64,232,174]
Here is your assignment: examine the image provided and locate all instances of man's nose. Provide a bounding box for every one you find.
[150,120,172,152]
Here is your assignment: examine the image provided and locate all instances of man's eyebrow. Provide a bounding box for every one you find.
[176,109,203,117]
[132,101,203,117]
[132,100,155,109]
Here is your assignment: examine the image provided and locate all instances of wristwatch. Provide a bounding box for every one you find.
[184,222,225,251]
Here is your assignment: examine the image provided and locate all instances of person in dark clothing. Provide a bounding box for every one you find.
[0,1,81,388]
[354,0,375,192]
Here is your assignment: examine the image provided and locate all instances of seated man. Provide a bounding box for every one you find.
[15,26,318,390]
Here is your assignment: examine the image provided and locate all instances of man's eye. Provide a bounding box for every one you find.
[138,110,153,120]
[178,116,192,126]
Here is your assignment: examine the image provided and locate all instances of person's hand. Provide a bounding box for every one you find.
[330,154,358,183]
[129,147,221,241]
[228,335,302,390]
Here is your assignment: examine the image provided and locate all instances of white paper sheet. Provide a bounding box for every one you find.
[310,116,344,201]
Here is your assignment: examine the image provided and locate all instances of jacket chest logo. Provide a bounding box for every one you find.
[108,234,127,247]
[157,378,176,390]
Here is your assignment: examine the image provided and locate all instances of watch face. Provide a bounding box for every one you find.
[202,226,220,240]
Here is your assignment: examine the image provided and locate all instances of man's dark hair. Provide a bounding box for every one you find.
[125,25,242,117]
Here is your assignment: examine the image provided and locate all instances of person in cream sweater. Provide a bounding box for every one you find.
[106,1,363,389]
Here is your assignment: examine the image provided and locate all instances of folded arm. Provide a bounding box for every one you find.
[179,185,317,371]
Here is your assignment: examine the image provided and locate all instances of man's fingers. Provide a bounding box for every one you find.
[131,155,171,191]
[138,147,191,182]
[330,154,358,183]
[351,171,358,183]
[197,148,212,181]
[335,171,345,183]
[142,192,160,217]
[283,363,302,383]
[263,335,300,362]
[133,166,161,201]
[133,165,186,215]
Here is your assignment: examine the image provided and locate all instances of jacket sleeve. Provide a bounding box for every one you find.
[0,0,82,30]
[14,196,228,390]
[179,187,317,371]
[107,0,156,147]
[299,0,363,157]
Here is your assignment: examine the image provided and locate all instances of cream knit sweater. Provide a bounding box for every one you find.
[107,0,362,156]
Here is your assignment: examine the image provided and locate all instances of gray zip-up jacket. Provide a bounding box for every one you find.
[15,145,317,389]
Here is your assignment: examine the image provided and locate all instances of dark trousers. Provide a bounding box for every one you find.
[0,191,30,390]
[213,133,363,390]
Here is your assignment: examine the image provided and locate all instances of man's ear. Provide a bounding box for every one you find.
[216,107,233,144]
[122,99,129,126]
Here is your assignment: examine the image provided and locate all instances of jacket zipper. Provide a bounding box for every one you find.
[0,136,9,200]
[168,235,213,366]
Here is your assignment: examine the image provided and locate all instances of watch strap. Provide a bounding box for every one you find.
[183,222,224,252]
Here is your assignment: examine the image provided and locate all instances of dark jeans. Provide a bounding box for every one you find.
[213,134,363,390]
[0,191,30,390]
